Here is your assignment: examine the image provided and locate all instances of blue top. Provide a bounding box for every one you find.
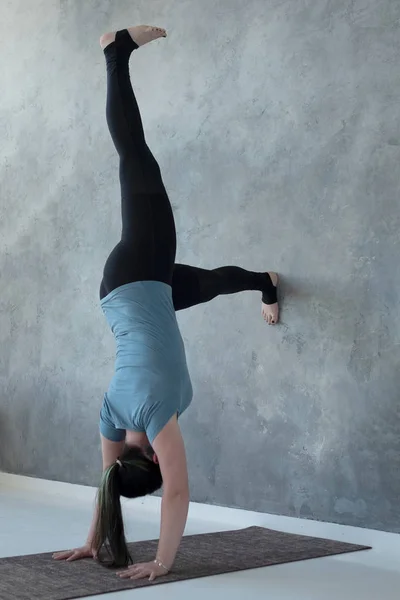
[99,281,193,444]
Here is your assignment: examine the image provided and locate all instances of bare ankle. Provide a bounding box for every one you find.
[100,32,116,50]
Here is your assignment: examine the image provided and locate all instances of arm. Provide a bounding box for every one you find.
[152,415,190,570]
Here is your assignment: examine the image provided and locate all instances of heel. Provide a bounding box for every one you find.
[262,272,278,306]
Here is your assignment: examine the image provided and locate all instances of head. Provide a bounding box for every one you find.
[93,445,162,567]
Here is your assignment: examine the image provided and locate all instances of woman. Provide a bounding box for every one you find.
[53,25,279,582]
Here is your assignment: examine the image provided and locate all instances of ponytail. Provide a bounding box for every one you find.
[93,463,132,567]
[93,445,162,567]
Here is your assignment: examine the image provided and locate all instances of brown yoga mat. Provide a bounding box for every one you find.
[0,526,370,600]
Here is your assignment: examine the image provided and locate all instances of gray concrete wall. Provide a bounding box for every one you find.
[1,0,400,532]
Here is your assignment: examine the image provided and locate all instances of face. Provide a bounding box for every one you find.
[125,431,159,464]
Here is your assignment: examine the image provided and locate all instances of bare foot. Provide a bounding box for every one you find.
[262,272,279,325]
[100,25,167,50]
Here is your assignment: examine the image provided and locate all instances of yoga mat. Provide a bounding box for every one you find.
[0,526,370,600]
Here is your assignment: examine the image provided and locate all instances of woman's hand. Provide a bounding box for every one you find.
[118,561,168,582]
[52,544,97,562]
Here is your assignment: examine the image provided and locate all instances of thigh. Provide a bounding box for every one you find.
[101,193,177,298]
[120,152,176,275]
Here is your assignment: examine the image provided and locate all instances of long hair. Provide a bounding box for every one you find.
[93,445,162,567]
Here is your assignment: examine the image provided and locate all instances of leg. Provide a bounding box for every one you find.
[99,27,176,299]
[172,264,279,324]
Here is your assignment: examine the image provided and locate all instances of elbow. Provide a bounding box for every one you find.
[163,487,190,504]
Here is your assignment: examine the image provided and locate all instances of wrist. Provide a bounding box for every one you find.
[154,557,170,572]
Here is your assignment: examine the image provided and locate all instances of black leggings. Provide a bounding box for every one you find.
[100,30,275,310]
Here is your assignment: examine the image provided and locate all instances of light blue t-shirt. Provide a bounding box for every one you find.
[99,281,193,444]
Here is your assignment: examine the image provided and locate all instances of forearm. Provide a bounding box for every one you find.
[156,491,189,570]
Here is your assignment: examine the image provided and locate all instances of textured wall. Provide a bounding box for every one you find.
[1,0,400,532]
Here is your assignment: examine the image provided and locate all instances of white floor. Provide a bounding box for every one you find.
[1,474,400,599]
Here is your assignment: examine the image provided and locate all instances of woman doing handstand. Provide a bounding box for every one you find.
[53,26,279,582]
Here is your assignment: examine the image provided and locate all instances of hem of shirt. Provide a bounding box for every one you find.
[100,280,173,306]
[146,409,179,446]
[99,423,126,443]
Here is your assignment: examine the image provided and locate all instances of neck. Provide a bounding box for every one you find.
[126,430,149,449]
